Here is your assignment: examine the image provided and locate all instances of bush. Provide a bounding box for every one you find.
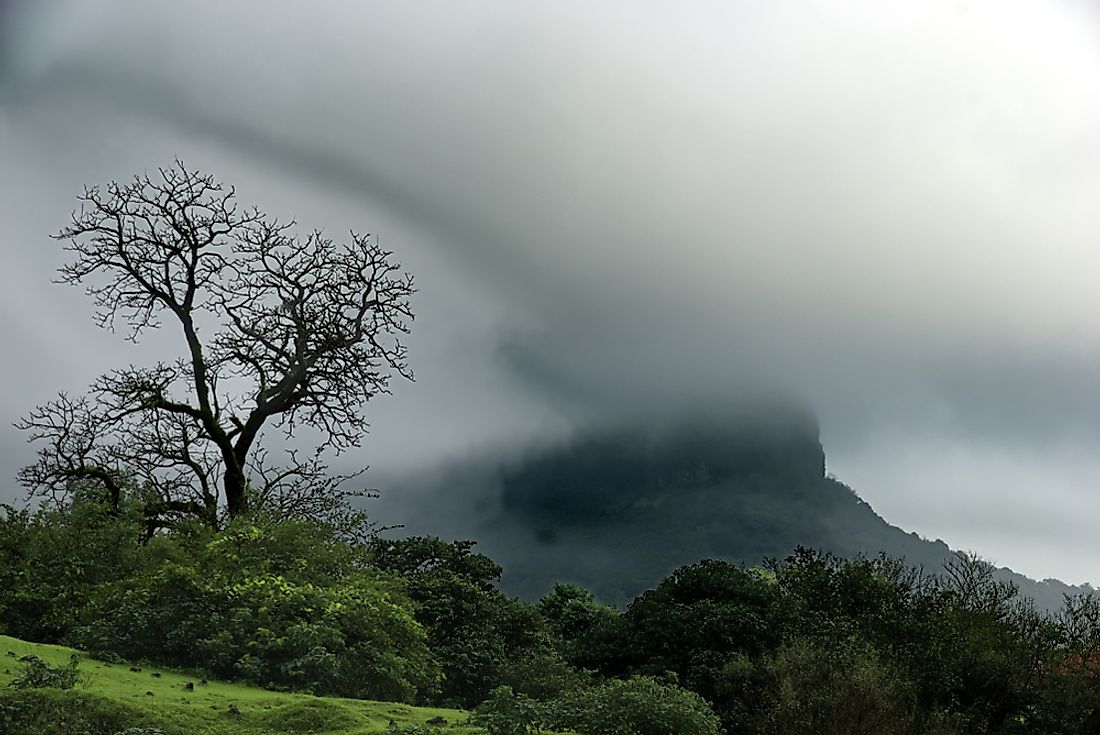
[471,685,542,735]
[72,522,439,702]
[255,700,361,732]
[497,650,590,701]
[615,560,784,701]
[0,500,142,643]
[537,583,620,669]
[8,655,83,690]
[384,724,445,735]
[0,689,139,735]
[544,676,721,735]
[752,637,920,735]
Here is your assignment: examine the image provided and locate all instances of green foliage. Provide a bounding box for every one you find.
[0,689,139,735]
[544,675,721,735]
[370,536,576,707]
[771,549,962,705]
[0,633,475,735]
[196,517,370,585]
[369,536,503,588]
[470,685,542,735]
[537,583,620,670]
[612,559,784,702]
[13,484,1100,735]
[8,654,84,690]
[254,699,361,732]
[0,499,143,642]
[71,520,438,702]
[384,724,446,735]
[496,650,590,701]
[752,637,921,735]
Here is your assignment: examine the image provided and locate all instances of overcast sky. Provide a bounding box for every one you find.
[2,0,1099,584]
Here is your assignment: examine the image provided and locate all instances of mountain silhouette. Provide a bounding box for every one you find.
[379,404,1092,611]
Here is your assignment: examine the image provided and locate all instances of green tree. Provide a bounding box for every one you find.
[537,582,619,667]
[615,560,784,696]
[936,554,1058,733]
[369,536,574,706]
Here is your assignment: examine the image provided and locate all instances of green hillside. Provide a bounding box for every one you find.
[0,635,473,735]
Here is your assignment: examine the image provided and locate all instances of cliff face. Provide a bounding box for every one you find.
[499,405,825,534]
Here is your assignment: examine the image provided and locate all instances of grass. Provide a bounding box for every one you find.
[0,634,478,735]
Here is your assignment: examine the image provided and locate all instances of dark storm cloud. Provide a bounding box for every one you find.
[3,1,1100,583]
[8,64,505,277]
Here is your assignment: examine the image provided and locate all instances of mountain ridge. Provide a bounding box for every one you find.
[375,407,1093,611]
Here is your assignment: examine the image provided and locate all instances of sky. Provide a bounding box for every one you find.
[1,0,1100,584]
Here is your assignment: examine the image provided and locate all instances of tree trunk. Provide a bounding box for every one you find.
[224,465,249,518]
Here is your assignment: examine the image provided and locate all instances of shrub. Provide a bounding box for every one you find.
[384,724,445,735]
[255,700,361,732]
[544,676,721,735]
[0,689,138,735]
[0,500,142,643]
[72,523,439,701]
[497,650,590,700]
[752,637,920,735]
[8,655,83,690]
[537,582,620,669]
[471,685,542,735]
[616,560,784,701]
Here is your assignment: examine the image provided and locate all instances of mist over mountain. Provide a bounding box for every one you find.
[2,0,1100,585]
[373,404,1092,611]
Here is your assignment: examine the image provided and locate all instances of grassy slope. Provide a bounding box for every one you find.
[0,634,477,735]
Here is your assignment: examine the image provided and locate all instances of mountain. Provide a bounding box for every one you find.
[376,405,1093,611]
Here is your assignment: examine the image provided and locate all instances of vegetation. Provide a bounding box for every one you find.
[73,549,434,701]
[9,163,1100,735]
[8,654,84,690]
[542,676,722,735]
[367,536,584,708]
[8,492,1100,734]
[470,686,542,735]
[0,634,473,735]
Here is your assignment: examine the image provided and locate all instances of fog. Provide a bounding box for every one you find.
[2,0,1100,583]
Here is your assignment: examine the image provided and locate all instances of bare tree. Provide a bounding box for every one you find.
[16,161,414,531]
[943,551,1018,618]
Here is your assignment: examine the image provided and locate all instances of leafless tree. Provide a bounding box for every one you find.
[16,161,414,532]
[943,551,1018,618]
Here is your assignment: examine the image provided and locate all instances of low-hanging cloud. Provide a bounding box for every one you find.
[3,0,1100,583]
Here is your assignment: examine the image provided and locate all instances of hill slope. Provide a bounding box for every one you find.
[380,407,1093,611]
[0,635,471,735]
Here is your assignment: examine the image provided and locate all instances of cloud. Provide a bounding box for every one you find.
[3,0,1100,582]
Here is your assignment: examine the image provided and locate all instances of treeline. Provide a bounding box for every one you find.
[4,497,1100,735]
